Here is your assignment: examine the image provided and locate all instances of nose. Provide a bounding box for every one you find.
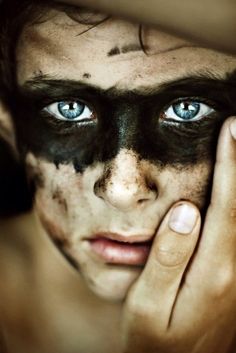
[94,149,158,211]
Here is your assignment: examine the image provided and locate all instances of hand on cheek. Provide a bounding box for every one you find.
[122,117,236,353]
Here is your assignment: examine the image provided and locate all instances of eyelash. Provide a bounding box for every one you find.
[38,96,96,132]
[40,110,85,134]
[38,95,219,133]
[159,98,220,134]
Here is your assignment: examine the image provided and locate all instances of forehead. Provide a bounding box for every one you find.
[16,7,236,88]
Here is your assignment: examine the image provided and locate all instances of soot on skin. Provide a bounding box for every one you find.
[11,73,236,174]
[40,213,79,269]
[83,73,91,79]
[108,44,144,57]
[52,188,68,213]
[108,46,120,56]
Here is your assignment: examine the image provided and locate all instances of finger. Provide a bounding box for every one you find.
[165,118,236,333]
[127,201,201,331]
[197,117,236,266]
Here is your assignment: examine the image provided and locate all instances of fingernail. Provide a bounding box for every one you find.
[169,204,198,234]
[230,118,236,140]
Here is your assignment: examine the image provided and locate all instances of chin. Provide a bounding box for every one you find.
[83,265,142,302]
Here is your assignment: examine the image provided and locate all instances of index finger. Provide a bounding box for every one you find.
[196,117,236,266]
[126,201,201,332]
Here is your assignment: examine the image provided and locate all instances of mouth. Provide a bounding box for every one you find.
[87,233,153,266]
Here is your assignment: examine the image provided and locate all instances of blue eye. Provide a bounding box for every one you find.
[163,100,214,123]
[44,101,95,122]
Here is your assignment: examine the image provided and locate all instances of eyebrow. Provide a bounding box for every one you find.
[20,69,236,101]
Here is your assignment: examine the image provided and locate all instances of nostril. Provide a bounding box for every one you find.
[147,179,157,191]
[94,180,104,198]
[94,164,159,209]
[138,198,149,205]
[146,179,158,199]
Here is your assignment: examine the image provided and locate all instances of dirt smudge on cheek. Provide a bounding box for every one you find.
[52,187,68,213]
[107,46,120,57]
[38,209,80,269]
[83,73,91,79]
[38,210,70,247]
[173,161,214,213]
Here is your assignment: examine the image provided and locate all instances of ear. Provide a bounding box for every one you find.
[0,100,18,157]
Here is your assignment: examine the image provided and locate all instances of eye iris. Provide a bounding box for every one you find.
[173,101,200,120]
[58,101,85,120]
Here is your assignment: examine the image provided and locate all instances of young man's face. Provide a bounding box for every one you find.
[14,6,236,300]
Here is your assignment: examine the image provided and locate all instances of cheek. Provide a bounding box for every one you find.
[36,189,69,240]
[25,154,82,241]
[26,152,213,252]
[25,155,107,247]
[157,161,213,209]
[35,185,71,249]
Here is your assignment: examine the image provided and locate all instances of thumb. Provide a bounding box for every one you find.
[127,201,201,332]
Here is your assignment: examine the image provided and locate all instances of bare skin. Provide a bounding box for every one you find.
[58,0,236,53]
[123,119,236,353]
[0,3,236,353]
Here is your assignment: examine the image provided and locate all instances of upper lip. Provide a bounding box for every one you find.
[87,232,154,244]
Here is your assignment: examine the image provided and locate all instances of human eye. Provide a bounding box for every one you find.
[44,100,96,123]
[162,98,215,124]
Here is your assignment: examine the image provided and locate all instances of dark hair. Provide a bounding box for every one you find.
[0,0,53,215]
[0,0,112,106]
[0,1,35,95]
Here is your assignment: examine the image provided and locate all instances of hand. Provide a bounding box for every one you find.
[57,0,236,54]
[122,117,236,353]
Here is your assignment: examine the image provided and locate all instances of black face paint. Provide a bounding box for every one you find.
[11,71,236,174]
[108,44,146,57]
[83,73,91,79]
[107,46,120,57]
[45,227,79,270]
[52,188,68,213]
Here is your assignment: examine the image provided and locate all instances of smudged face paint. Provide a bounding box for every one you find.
[14,7,236,300]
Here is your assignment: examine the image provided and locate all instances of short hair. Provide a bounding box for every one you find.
[0,1,40,103]
[0,0,111,105]
[0,0,50,215]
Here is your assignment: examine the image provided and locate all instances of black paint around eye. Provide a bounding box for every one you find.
[12,74,236,172]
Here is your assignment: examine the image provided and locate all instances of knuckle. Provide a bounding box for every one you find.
[229,199,236,221]
[155,244,189,268]
[230,208,236,220]
[126,290,153,319]
[125,294,141,316]
[125,284,157,324]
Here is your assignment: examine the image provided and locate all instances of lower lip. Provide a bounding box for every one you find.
[88,238,152,266]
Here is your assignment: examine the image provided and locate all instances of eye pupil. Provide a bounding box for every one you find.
[173,101,200,120]
[58,101,85,120]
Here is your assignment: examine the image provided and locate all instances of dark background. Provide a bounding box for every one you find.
[0,138,32,217]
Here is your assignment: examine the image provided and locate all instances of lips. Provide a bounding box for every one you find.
[88,233,153,266]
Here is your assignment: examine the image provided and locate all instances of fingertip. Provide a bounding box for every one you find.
[229,116,236,140]
[168,202,200,235]
[216,116,236,162]
[151,201,200,269]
